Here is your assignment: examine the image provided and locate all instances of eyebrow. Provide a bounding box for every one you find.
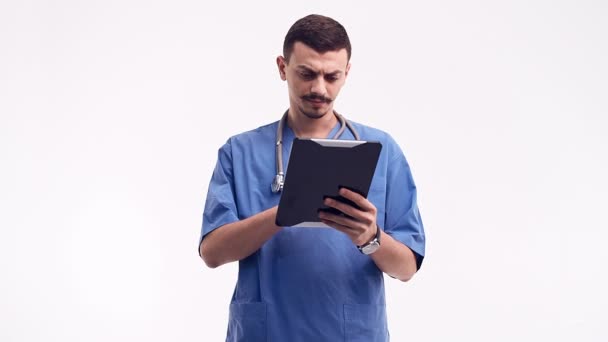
[296,65,342,77]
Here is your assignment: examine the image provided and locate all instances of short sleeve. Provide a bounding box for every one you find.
[384,150,426,270]
[198,140,240,254]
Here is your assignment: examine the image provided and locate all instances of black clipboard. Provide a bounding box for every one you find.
[275,138,382,227]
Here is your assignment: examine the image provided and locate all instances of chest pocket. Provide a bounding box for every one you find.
[344,304,388,342]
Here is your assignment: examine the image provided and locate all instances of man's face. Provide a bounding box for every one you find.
[277,42,350,119]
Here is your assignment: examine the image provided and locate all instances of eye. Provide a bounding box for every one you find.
[299,72,315,80]
[325,75,340,82]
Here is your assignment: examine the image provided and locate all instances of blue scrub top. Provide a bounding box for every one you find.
[200,118,425,342]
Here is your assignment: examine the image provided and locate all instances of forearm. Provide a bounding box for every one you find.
[200,206,281,268]
[370,230,418,282]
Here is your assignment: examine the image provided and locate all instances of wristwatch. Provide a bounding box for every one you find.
[357,225,381,255]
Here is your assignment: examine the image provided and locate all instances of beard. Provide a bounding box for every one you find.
[298,105,332,119]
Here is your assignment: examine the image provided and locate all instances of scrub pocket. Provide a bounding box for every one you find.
[344,304,388,342]
[227,302,267,342]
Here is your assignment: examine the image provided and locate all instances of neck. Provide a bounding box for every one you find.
[287,107,338,139]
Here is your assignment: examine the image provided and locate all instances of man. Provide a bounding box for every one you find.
[199,14,425,341]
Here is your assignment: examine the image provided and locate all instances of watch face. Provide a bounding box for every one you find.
[362,241,380,255]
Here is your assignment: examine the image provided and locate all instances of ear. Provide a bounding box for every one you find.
[345,62,351,79]
[276,56,287,81]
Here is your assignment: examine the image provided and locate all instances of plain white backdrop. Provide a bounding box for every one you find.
[1,1,607,341]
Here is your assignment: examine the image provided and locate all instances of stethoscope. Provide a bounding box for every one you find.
[271,110,361,193]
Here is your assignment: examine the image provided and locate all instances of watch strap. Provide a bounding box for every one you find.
[357,224,381,251]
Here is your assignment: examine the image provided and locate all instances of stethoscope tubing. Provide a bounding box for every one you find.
[272,110,360,193]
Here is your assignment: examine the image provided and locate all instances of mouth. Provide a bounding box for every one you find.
[303,96,331,107]
[306,99,325,104]
[307,100,326,109]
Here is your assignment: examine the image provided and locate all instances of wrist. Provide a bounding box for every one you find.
[357,225,381,255]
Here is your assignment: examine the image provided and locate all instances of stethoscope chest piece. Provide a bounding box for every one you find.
[271,173,284,193]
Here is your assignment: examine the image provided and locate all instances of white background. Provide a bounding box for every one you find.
[1,1,607,341]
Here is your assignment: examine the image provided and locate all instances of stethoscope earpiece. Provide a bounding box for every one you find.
[271,110,360,193]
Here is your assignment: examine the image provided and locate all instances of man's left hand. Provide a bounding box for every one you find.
[318,187,378,246]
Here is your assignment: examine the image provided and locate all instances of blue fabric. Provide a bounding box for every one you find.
[200,118,425,342]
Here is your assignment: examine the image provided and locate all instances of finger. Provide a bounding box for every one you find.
[339,188,375,212]
[323,197,365,221]
[318,210,365,232]
[320,219,358,240]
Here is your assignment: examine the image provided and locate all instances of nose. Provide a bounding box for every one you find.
[310,76,326,96]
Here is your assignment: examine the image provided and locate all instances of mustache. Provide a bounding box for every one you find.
[302,94,332,103]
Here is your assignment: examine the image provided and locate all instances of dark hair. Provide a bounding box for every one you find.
[283,14,351,62]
